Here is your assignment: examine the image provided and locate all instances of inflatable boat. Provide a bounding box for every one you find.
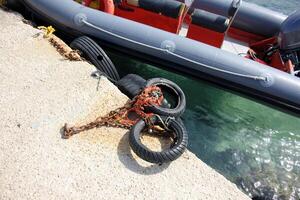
[5,0,300,115]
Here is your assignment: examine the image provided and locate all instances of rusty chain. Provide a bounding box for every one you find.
[62,85,164,139]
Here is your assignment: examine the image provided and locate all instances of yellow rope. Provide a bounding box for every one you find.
[37,26,56,38]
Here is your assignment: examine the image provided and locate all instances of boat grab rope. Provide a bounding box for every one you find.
[81,19,268,82]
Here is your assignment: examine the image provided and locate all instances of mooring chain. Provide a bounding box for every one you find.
[62,86,164,139]
[63,104,133,139]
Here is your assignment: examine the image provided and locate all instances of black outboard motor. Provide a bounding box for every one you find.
[278,10,300,76]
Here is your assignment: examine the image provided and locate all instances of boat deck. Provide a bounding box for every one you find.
[179,24,249,56]
[221,37,249,55]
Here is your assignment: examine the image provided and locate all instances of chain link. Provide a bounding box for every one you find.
[62,86,164,139]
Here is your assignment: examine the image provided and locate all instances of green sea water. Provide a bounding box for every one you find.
[245,0,300,15]
[110,53,300,199]
[109,1,300,199]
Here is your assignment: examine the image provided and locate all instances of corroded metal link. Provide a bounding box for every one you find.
[62,86,164,139]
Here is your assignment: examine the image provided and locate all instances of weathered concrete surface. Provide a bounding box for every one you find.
[0,9,250,200]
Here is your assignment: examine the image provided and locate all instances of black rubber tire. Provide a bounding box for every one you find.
[116,74,147,99]
[116,75,172,109]
[70,36,120,80]
[145,78,186,117]
[129,117,188,164]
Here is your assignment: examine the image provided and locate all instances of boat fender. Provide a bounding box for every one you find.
[129,116,188,164]
[83,0,115,14]
[145,78,186,117]
[116,74,171,108]
[116,74,147,99]
[70,36,120,80]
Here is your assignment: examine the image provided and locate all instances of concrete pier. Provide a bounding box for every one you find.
[0,9,250,200]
